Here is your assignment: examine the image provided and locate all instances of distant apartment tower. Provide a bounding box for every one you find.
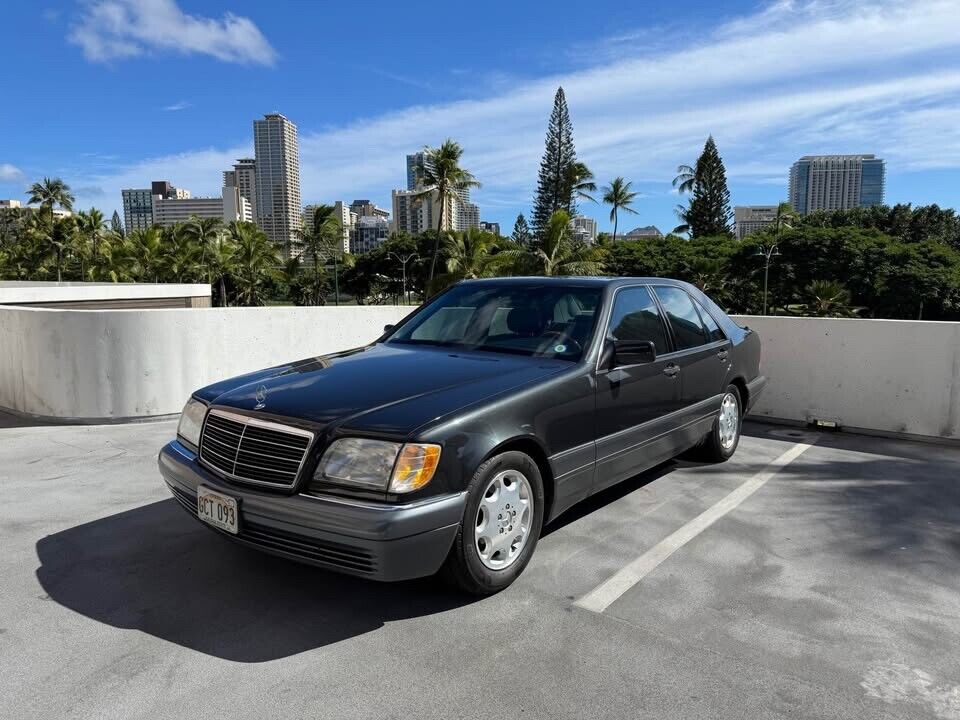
[223,158,256,219]
[0,199,22,210]
[352,216,390,254]
[734,205,778,240]
[254,113,302,255]
[152,187,251,227]
[569,216,598,245]
[480,221,501,236]
[121,181,189,232]
[789,154,885,215]
[350,199,390,220]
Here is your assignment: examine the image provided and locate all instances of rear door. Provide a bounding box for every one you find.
[652,286,730,427]
[594,286,681,491]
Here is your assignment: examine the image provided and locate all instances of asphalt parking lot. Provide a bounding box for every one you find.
[2,413,959,720]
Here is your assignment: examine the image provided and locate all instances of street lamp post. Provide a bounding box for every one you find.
[754,244,781,316]
[388,252,419,305]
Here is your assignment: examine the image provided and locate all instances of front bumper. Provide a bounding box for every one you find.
[158,440,465,582]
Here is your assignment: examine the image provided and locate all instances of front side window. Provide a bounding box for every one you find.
[387,284,601,361]
[607,286,669,355]
[653,286,708,350]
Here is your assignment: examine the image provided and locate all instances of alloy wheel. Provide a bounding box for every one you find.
[474,469,534,570]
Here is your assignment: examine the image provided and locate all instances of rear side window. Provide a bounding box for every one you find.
[607,287,669,355]
[653,287,708,349]
[692,298,725,343]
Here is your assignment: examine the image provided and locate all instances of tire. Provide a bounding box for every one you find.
[440,450,545,595]
[699,384,742,462]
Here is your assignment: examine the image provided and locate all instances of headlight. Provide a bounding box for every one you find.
[177,397,207,450]
[315,438,441,494]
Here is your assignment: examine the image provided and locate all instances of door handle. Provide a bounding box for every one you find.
[663,364,680,378]
[717,349,729,361]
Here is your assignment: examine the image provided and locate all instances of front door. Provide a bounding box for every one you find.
[594,286,681,492]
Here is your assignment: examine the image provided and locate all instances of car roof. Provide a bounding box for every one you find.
[457,276,687,288]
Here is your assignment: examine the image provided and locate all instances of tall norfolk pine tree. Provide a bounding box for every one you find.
[531,87,579,237]
[675,136,733,238]
[511,213,532,246]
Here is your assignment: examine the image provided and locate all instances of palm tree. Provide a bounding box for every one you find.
[796,280,859,317]
[163,225,201,282]
[207,235,237,306]
[772,201,798,240]
[440,228,504,286]
[672,164,696,194]
[27,177,74,226]
[413,140,481,287]
[180,216,223,283]
[297,205,353,305]
[566,162,598,205]
[121,227,166,282]
[506,210,604,277]
[601,177,639,243]
[672,204,691,236]
[76,209,106,279]
[230,221,280,306]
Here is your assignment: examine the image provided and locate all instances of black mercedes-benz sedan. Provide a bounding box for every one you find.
[158,277,765,594]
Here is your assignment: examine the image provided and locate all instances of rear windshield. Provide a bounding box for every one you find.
[386,284,602,361]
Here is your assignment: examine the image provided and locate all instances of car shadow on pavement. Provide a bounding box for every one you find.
[35,499,476,663]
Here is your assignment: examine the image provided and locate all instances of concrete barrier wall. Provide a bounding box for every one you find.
[732,315,960,441]
[1,305,958,439]
[0,305,411,422]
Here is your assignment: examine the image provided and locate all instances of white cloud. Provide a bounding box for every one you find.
[72,0,960,228]
[69,0,276,66]
[0,164,24,182]
[162,100,192,112]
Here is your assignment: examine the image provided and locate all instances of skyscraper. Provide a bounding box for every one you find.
[788,154,885,215]
[405,150,479,230]
[254,113,302,256]
[223,158,257,220]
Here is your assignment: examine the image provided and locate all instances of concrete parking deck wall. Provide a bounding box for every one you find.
[0,306,958,439]
[731,315,960,441]
[0,305,411,422]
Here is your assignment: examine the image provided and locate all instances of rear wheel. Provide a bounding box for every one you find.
[700,385,742,462]
[441,451,544,595]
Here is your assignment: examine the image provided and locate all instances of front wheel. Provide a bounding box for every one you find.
[440,451,545,595]
[699,385,742,462]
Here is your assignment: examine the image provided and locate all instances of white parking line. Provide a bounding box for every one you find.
[574,440,816,614]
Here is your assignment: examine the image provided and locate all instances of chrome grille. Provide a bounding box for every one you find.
[199,409,313,488]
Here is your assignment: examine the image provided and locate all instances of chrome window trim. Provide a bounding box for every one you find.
[199,408,315,488]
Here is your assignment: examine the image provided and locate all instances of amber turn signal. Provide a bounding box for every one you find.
[389,443,441,493]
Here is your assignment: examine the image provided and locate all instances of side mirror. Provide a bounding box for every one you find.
[383,324,395,333]
[613,339,656,367]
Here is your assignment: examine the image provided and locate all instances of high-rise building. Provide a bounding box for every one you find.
[459,201,480,230]
[352,216,390,254]
[734,206,778,239]
[331,201,355,253]
[223,158,256,219]
[151,187,251,228]
[569,216,597,244]
[349,199,390,220]
[392,188,470,235]
[254,113,302,256]
[789,154,885,215]
[121,181,188,232]
[406,152,425,191]
[0,199,22,210]
[480,221,501,236]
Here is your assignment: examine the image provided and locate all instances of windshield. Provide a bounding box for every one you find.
[386,284,602,361]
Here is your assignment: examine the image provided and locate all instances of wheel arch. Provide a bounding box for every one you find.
[481,436,556,524]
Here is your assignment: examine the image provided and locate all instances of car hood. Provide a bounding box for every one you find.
[194,343,569,436]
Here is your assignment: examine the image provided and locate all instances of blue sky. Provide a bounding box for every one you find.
[2,0,960,235]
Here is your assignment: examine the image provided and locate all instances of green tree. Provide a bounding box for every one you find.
[506,210,604,277]
[26,178,76,281]
[110,210,124,237]
[772,201,798,240]
[413,139,481,288]
[180,216,223,283]
[531,87,579,236]
[673,136,732,238]
[297,204,354,305]
[794,280,859,317]
[511,213,532,247]
[229,221,280,306]
[439,228,505,288]
[76,209,107,279]
[602,177,639,243]
[567,161,598,206]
